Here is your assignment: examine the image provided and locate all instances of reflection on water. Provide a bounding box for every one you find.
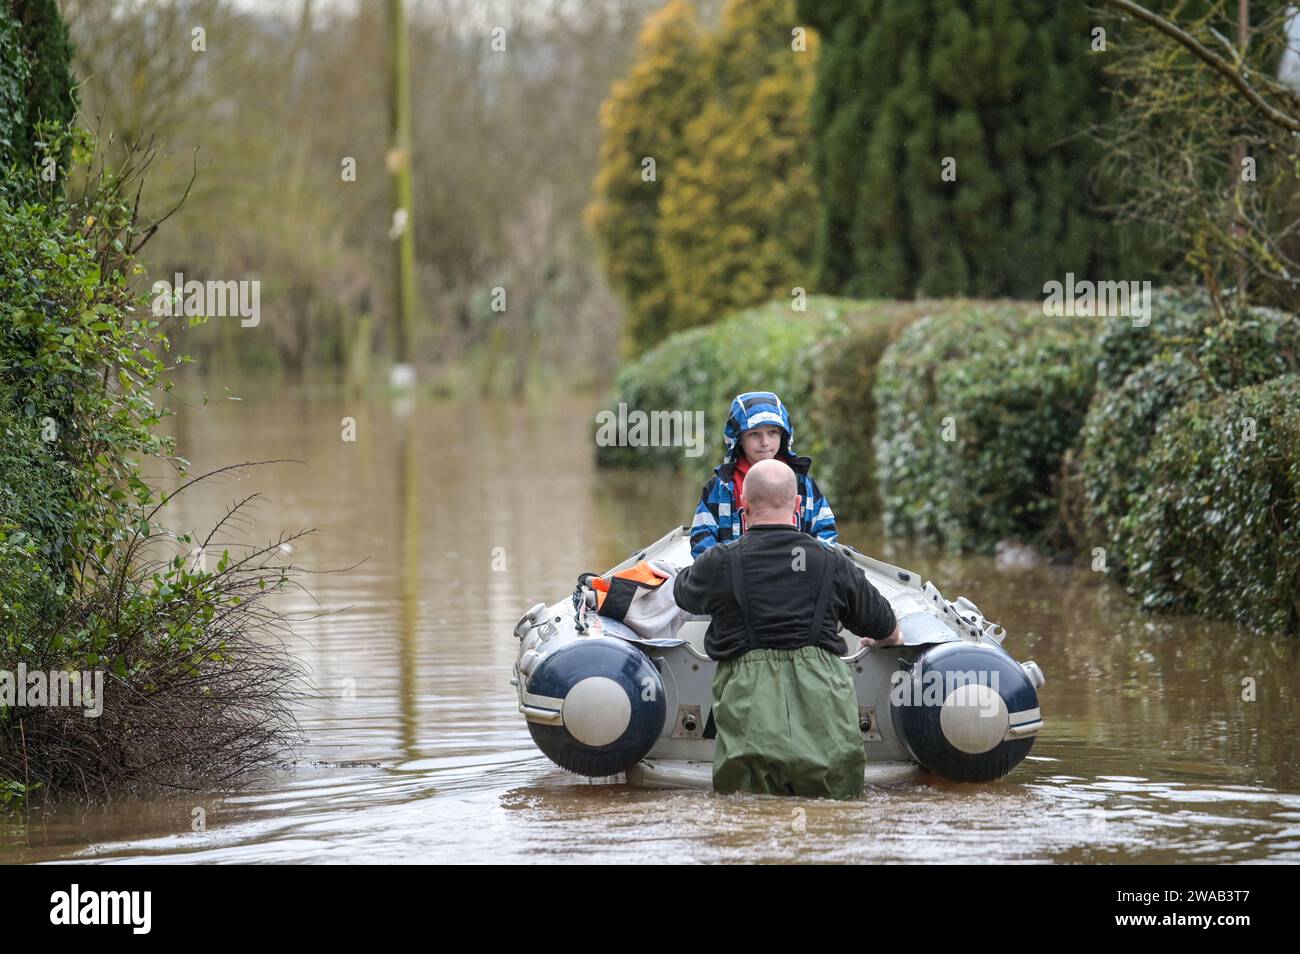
[2,387,1297,863]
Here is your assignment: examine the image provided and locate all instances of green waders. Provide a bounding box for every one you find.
[711,543,866,800]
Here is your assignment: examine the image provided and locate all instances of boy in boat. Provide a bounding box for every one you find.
[673,458,902,799]
[690,391,837,559]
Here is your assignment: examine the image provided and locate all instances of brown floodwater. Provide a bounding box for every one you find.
[3,387,1298,864]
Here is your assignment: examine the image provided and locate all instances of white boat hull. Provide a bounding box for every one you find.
[512,527,1045,790]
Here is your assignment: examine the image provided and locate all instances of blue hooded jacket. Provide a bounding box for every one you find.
[690,391,837,558]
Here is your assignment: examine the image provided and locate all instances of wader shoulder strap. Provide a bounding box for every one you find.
[728,540,757,651]
[808,546,837,642]
[728,537,837,650]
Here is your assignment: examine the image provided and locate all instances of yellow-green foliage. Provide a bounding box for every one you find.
[658,0,818,334]
[588,0,818,354]
[586,0,707,352]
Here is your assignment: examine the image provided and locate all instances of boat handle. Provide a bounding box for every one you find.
[513,602,548,640]
[1004,720,1043,740]
[519,704,563,725]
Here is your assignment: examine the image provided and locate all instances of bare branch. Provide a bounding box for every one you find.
[1101,0,1300,132]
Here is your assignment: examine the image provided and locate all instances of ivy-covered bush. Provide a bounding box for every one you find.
[806,301,936,520]
[0,0,77,179]
[1124,375,1300,635]
[1077,298,1300,562]
[1,138,303,804]
[1093,287,1213,389]
[0,165,177,583]
[874,303,1095,552]
[0,389,67,636]
[0,6,29,169]
[594,297,849,469]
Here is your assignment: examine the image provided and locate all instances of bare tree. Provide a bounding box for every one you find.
[1098,0,1300,314]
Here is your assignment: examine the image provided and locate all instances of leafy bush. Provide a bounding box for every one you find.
[0,6,28,169]
[0,0,77,177]
[1123,375,1300,635]
[806,301,936,520]
[874,302,1095,552]
[0,168,180,583]
[595,296,849,469]
[9,0,78,152]
[1077,298,1300,563]
[1,133,303,805]
[1093,287,1213,389]
[0,390,69,635]
[600,296,1060,526]
[1,487,308,801]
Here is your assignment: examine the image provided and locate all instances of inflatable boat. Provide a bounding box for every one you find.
[511,526,1045,790]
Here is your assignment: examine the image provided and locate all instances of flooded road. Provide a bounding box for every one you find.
[3,387,1298,863]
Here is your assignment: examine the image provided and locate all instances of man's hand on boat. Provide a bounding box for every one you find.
[859,623,903,649]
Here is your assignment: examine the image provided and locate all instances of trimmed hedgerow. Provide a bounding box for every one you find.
[874,303,1095,552]
[1093,287,1212,390]
[596,296,939,523]
[1123,375,1300,635]
[1077,301,1300,563]
[594,296,851,470]
[807,300,947,520]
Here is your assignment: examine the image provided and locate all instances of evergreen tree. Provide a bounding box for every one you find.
[0,5,30,169]
[798,0,1141,298]
[0,0,78,175]
[586,0,707,352]
[657,0,818,334]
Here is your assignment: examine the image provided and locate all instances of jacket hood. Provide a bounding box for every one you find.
[718,391,810,477]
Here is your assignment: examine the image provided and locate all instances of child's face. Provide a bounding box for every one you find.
[740,425,783,463]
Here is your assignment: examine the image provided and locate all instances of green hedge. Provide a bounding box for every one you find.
[0,188,176,582]
[0,7,28,169]
[596,296,940,522]
[599,284,1300,637]
[808,301,950,520]
[0,390,67,636]
[595,297,851,470]
[874,302,1095,552]
[1094,287,1213,389]
[1078,298,1300,563]
[1,134,303,802]
[1124,375,1300,634]
[0,0,77,176]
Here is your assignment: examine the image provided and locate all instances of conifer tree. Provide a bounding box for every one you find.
[586,0,708,352]
[798,0,1133,297]
[657,0,818,334]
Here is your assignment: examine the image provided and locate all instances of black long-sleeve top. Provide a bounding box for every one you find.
[672,524,897,662]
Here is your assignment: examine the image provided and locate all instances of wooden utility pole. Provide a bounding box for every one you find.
[387,0,417,386]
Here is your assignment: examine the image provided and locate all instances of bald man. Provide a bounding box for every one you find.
[673,458,901,799]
